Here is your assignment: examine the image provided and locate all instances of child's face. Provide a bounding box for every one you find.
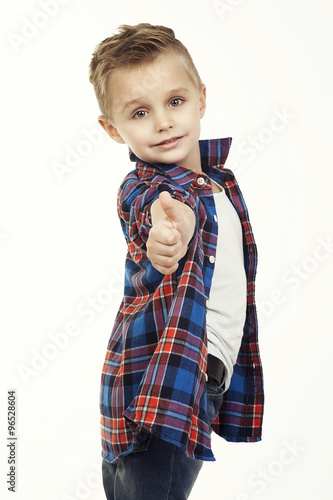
[99,52,206,172]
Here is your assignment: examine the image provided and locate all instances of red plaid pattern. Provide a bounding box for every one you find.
[100,138,264,463]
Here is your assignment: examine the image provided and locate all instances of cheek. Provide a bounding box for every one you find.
[184,106,201,124]
[186,110,201,132]
[120,125,140,145]
[128,123,148,140]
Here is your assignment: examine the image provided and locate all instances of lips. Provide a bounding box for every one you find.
[153,136,183,148]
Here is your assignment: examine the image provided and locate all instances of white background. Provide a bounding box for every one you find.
[1,1,332,499]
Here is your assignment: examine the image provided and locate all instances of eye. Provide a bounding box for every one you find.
[170,98,184,107]
[133,110,147,119]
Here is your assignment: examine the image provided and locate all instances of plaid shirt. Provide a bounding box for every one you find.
[101,138,264,463]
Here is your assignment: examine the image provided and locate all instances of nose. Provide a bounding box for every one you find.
[154,109,173,132]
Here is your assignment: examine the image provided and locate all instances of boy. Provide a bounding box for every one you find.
[89,23,264,500]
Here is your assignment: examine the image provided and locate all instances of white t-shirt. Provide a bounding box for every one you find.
[206,184,247,390]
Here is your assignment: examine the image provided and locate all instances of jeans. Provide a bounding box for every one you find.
[102,381,224,500]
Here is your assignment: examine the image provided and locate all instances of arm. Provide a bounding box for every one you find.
[147,191,196,275]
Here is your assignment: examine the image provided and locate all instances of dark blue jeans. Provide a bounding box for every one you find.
[102,382,224,500]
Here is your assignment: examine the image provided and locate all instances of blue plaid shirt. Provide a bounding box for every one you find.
[100,138,264,463]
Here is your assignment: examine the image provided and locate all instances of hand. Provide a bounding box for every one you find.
[147,191,195,275]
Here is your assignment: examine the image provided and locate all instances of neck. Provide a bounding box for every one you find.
[178,142,202,173]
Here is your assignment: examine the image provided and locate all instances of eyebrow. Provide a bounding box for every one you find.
[122,98,143,113]
[121,87,190,113]
[167,87,190,95]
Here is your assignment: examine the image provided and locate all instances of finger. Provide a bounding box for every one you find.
[150,260,179,275]
[149,223,181,246]
[147,240,182,258]
[159,191,183,225]
[149,252,182,269]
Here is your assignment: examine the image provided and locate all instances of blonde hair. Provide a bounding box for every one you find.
[89,23,203,121]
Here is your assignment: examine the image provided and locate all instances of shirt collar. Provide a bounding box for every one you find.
[128,138,232,187]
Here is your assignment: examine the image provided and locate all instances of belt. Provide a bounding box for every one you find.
[206,354,225,386]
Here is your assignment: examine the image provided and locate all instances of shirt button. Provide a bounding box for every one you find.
[196,176,205,186]
[209,255,215,264]
[213,214,218,222]
[206,299,210,307]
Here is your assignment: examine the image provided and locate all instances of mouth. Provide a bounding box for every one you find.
[153,136,183,148]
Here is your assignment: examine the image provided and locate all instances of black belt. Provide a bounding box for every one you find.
[207,354,225,386]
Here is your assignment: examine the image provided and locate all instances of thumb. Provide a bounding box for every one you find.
[159,191,183,224]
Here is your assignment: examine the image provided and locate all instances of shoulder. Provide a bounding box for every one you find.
[118,168,197,214]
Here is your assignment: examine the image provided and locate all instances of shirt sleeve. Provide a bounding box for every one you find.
[117,174,197,252]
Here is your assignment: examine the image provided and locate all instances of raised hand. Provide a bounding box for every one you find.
[147,191,195,274]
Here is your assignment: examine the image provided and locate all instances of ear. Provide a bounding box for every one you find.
[98,115,125,144]
[199,85,207,119]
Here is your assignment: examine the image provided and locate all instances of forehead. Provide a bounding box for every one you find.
[108,52,196,110]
